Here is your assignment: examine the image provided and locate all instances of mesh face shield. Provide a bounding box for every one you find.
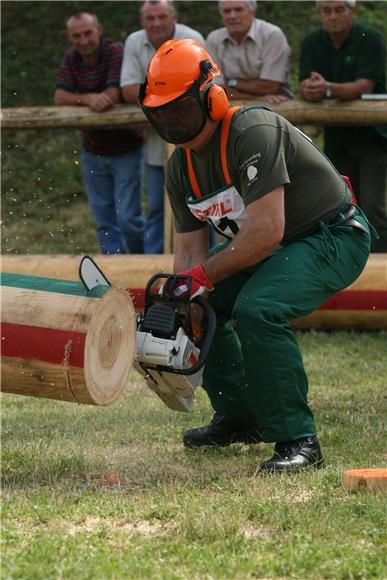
[139,58,218,145]
[140,85,209,145]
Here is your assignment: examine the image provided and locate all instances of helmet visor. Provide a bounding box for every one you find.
[142,93,207,145]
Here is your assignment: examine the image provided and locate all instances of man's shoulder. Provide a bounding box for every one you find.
[125,28,148,46]
[232,106,286,133]
[61,46,79,62]
[252,18,284,37]
[301,26,324,44]
[102,38,123,54]
[352,20,384,42]
[206,27,229,43]
[174,23,204,43]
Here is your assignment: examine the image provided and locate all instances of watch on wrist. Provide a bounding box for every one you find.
[325,81,332,98]
[227,78,238,88]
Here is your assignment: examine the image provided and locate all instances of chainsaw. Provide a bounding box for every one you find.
[79,256,216,412]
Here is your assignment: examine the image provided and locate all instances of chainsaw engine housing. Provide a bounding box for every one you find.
[134,274,216,412]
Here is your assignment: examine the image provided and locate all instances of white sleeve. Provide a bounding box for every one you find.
[120,34,144,86]
[190,30,205,47]
[259,28,291,83]
[205,32,226,86]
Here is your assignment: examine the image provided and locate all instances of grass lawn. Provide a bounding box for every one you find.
[2,4,387,576]
[1,331,386,579]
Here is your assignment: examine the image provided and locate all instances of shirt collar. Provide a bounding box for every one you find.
[75,38,105,65]
[322,23,355,50]
[145,24,176,47]
[222,20,256,45]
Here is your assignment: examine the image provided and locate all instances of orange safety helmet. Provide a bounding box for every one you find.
[138,39,229,144]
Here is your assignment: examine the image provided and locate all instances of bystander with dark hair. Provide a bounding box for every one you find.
[55,11,145,254]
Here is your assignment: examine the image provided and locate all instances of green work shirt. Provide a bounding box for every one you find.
[166,107,350,243]
[299,21,387,157]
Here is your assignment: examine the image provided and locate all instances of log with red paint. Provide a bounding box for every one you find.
[1,273,136,405]
[2,254,387,330]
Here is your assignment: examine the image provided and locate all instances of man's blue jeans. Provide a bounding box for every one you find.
[145,163,164,254]
[82,148,145,254]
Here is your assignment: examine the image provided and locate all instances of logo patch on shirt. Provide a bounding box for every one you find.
[239,152,262,171]
[247,165,258,182]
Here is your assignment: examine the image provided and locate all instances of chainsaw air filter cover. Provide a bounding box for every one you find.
[140,303,182,339]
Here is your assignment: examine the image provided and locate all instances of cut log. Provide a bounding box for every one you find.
[1,254,386,330]
[1,273,136,405]
[343,469,387,493]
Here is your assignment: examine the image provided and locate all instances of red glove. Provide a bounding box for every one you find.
[174,264,214,301]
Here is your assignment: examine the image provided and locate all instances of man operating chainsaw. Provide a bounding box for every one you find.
[138,39,373,473]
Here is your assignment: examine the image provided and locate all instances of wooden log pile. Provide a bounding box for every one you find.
[2,254,386,330]
[1,273,136,405]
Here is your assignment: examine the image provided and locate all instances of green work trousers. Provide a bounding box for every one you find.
[203,209,371,443]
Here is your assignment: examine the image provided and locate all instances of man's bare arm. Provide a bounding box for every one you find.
[121,84,141,104]
[174,228,210,273]
[203,186,285,283]
[300,72,375,102]
[230,78,282,97]
[54,87,120,111]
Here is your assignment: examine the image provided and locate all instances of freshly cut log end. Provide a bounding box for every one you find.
[1,274,137,406]
[343,468,387,493]
[83,287,136,406]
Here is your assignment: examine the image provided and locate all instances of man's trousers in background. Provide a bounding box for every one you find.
[82,147,144,254]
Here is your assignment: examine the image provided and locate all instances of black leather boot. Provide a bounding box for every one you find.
[183,412,261,448]
[258,436,324,473]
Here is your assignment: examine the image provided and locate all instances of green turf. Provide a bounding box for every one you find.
[2,331,386,579]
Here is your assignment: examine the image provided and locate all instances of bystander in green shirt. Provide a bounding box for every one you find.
[299,21,387,159]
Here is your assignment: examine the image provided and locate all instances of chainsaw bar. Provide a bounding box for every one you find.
[79,255,110,290]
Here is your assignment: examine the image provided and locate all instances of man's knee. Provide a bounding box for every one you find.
[234,293,285,329]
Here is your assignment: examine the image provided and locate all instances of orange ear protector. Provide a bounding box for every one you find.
[206,84,229,121]
[199,59,229,121]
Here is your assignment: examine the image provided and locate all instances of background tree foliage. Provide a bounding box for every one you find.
[2,0,386,107]
[1,1,386,254]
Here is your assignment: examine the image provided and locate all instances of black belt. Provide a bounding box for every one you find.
[284,204,368,245]
[327,203,369,234]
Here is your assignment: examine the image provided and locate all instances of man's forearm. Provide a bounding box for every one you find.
[227,88,262,101]
[203,188,285,283]
[232,78,282,96]
[173,230,210,273]
[54,89,91,106]
[54,87,120,107]
[299,76,375,102]
[121,84,140,104]
[326,79,375,101]
[203,221,279,284]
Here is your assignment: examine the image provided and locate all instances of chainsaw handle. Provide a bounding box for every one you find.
[186,295,216,374]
